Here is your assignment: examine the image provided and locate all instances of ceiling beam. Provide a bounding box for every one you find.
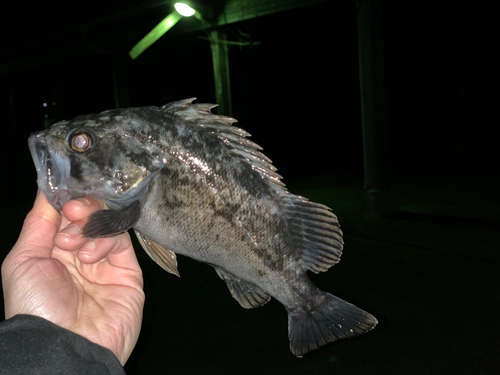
[215,0,330,26]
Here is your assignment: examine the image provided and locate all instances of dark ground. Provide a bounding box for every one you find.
[0,169,499,374]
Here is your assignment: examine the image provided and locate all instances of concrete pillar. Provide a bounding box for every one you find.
[210,29,232,116]
[357,0,398,215]
[111,53,131,109]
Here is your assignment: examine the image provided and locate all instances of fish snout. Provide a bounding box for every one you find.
[28,132,69,210]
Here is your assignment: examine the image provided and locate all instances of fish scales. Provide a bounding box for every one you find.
[29,98,377,357]
[135,102,296,286]
[135,126,295,297]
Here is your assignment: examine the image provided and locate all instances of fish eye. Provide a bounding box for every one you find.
[69,132,93,152]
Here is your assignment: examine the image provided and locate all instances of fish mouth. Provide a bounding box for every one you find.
[28,131,70,210]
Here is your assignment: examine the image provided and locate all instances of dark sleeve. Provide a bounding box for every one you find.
[0,314,126,375]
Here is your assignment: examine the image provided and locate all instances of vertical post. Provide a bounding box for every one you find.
[8,81,15,133]
[210,28,232,116]
[111,53,131,109]
[357,0,398,215]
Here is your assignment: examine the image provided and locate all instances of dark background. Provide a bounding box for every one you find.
[0,0,499,374]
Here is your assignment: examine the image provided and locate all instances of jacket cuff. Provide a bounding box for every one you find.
[0,314,125,375]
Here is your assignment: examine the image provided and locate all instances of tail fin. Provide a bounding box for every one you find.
[287,292,377,357]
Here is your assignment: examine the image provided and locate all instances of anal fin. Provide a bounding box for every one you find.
[135,230,179,277]
[214,267,271,309]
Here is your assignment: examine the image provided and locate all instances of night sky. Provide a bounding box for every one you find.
[0,0,499,374]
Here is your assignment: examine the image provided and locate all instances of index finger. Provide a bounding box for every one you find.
[54,197,107,251]
[62,197,106,222]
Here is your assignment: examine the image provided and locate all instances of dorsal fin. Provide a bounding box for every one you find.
[161,98,285,189]
[279,194,344,273]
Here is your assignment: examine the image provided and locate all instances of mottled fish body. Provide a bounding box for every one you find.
[29,99,377,356]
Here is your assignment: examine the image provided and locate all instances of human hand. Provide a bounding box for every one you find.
[1,192,144,365]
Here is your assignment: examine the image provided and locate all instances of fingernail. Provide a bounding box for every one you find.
[80,241,96,255]
[59,224,81,237]
[76,198,91,207]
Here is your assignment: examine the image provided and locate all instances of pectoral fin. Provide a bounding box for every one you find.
[214,267,270,309]
[82,200,141,238]
[135,230,179,277]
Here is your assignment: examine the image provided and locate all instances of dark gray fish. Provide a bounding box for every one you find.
[29,98,377,356]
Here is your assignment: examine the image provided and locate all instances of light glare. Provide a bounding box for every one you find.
[175,3,195,17]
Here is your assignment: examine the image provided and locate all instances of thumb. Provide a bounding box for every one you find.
[10,191,61,260]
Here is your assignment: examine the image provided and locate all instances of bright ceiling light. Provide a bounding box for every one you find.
[129,2,201,59]
[174,3,195,17]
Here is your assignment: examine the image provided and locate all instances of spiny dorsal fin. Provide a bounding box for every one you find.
[214,267,271,309]
[161,98,286,190]
[134,230,179,277]
[279,194,344,273]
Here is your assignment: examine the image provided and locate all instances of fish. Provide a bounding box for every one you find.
[28,98,377,356]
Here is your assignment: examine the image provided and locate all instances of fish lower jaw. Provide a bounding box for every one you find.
[44,188,72,210]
